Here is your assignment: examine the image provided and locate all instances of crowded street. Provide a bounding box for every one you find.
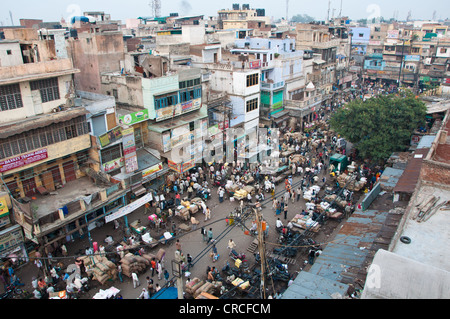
[3,88,386,300]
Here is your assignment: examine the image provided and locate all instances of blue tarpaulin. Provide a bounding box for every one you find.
[151,287,178,299]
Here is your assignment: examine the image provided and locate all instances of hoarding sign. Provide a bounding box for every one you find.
[0,149,48,173]
[119,109,149,125]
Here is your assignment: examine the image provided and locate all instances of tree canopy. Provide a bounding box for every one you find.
[329,92,427,162]
[291,14,315,23]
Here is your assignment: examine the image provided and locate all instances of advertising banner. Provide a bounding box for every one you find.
[119,109,149,125]
[0,149,48,173]
[99,127,122,148]
[105,193,153,223]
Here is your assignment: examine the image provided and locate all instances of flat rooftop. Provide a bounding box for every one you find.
[392,184,450,271]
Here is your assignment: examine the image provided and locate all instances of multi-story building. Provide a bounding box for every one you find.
[101,52,208,175]
[0,28,127,259]
[217,4,270,30]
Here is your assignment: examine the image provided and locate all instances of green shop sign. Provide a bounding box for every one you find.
[119,109,149,126]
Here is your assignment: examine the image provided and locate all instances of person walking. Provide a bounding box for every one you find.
[150,258,156,277]
[117,262,123,283]
[227,239,236,251]
[157,261,163,280]
[218,187,225,203]
[308,248,317,265]
[139,288,150,299]
[284,203,289,220]
[176,239,182,252]
[205,206,211,221]
[187,254,193,270]
[296,187,302,202]
[131,272,140,288]
[163,269,170,285]
[201,227,207,242]
[207,228,214,244]
[147,278,154,297]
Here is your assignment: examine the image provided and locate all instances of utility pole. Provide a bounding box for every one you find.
[255,208,266,299]
[398,39,405,87]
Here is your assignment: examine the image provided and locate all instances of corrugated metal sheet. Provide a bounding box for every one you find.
[393,148,429,194]
[282,209,390,299]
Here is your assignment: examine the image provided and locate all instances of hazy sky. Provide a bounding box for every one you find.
[1,0,448,26]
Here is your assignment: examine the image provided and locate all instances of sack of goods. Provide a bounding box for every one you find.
[119,253,149,278]
[81,254,118,285]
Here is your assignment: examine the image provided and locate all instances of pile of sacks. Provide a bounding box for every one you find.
[80,254,118,285]
[337,174,366,192]
[119,253,150,278]
[185,278,222,298]
[177,200,201,221]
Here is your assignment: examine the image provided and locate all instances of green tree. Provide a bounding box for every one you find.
[329,92,427,162]
[291,14,315,23]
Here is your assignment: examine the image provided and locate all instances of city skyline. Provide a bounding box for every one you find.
[1,0,449,27]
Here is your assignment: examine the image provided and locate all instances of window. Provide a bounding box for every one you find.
[246,73,259,87]
[6,50,12,55]
[180,87,202,103]
[154,93,178,109]
[440,48,447,54]
[179,78,200,89]
[30,77,60,103]
[246,98,258,112]
[101,144,122,164]
[0,84,23,111]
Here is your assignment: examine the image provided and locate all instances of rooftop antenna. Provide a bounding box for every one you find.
[286,0,289,23]
[150,0,161,18]
[339,0,343,18]
[327,0,331,22]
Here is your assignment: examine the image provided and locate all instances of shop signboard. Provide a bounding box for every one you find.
[119,109,149,126]
[0,149,48,173]
[99,127,122,148]
[249,60,261,69]
[168,160,181,173]
[0,197,9,218]
[162,132,171,153]
[142,163,163,179]
[103,157,125,172]
[182,159,195,172]
[122,127,138,174]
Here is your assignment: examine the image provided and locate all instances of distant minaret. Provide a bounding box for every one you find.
[9,11,14,26]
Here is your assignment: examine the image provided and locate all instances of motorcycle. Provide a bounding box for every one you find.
[229,249,247,262]
[196,189,210,201]
[0,284,23,299]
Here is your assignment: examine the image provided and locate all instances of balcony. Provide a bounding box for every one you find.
[0,58,80,85]
[261,80,285,91]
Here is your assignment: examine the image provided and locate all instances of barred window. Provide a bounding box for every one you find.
[246,98,259,112]
[30,77,60,103]
[0,84,23,111]
[101,144,122,164]
[246,73,259,87]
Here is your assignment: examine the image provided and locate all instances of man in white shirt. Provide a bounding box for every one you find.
[276,218,283,230]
